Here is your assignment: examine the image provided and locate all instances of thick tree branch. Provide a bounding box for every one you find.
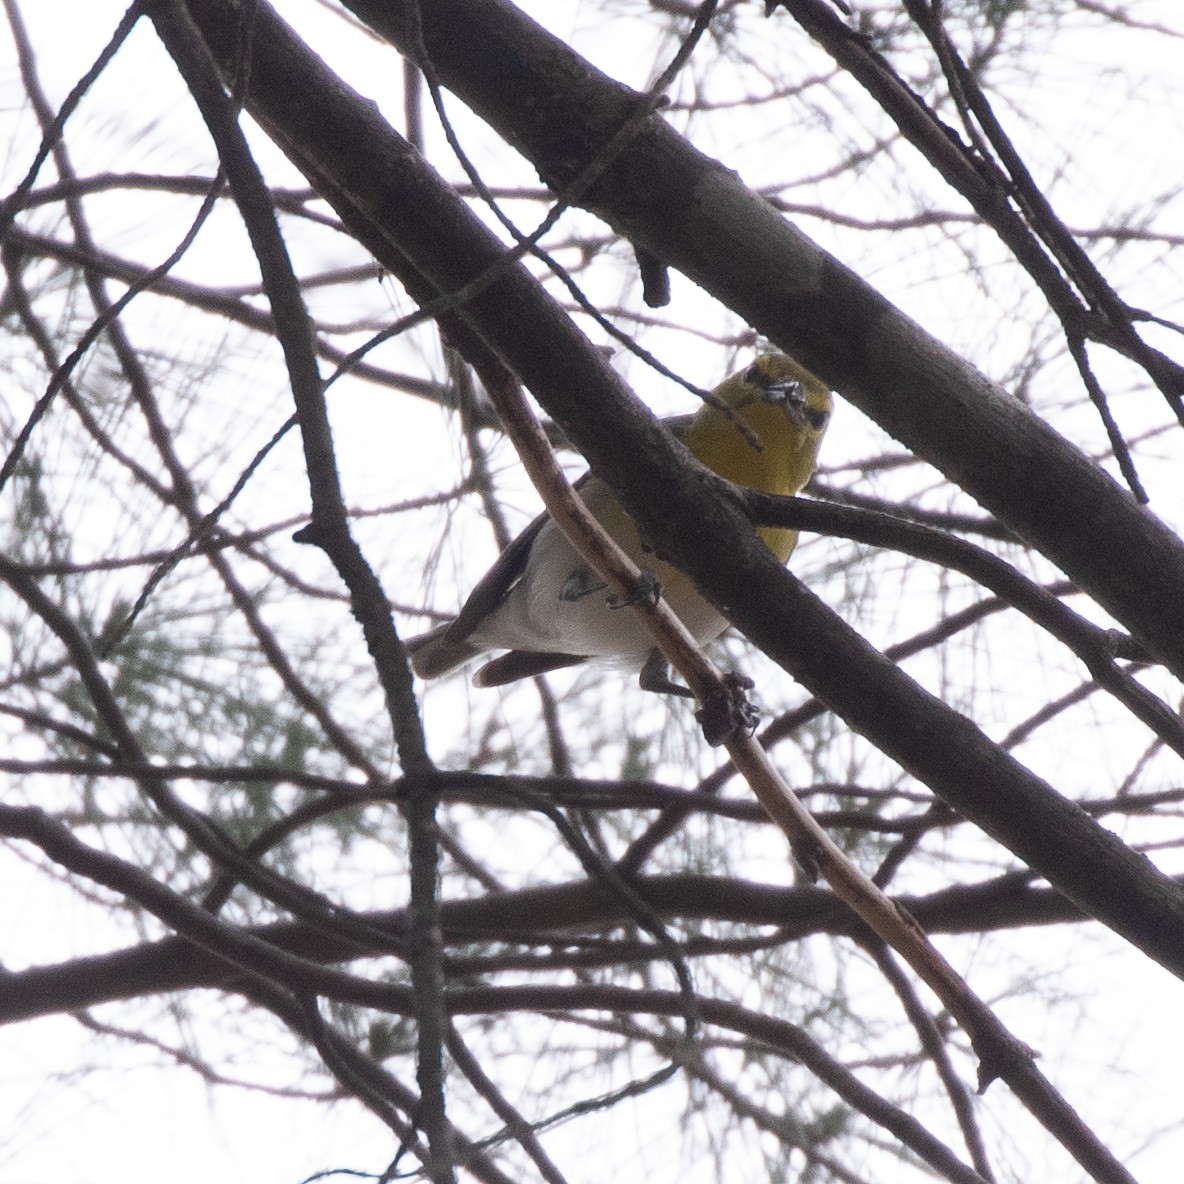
[0,870,1106,1029]
[174,0,1184,996]
[340,0,1184,684]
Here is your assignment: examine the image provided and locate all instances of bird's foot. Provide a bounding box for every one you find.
[606,568,662,610]
[696,673,760,746]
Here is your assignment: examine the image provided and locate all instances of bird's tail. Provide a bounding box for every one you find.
[405,622,485,680]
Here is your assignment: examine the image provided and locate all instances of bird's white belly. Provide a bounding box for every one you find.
[471,515,728,662]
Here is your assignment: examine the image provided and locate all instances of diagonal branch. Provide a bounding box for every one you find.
[337,0,1184,684]
[172,0,1184,991]
[147,4,452,1179]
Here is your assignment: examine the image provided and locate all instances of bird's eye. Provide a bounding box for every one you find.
[804,404,830,430]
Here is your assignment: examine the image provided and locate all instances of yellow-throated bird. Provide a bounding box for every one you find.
[408,353,832,693]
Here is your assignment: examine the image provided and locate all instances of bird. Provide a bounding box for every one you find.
[407,352,832,695]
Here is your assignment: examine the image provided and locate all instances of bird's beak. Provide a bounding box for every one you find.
[762,377,809,424]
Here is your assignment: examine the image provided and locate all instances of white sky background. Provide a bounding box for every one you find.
[2,1,1184,1182]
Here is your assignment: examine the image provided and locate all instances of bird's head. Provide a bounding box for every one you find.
[737,352,832,435]
[678,350,832,505]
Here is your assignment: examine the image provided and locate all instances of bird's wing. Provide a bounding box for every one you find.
[443,508,549,645]
[445,466,609,646]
